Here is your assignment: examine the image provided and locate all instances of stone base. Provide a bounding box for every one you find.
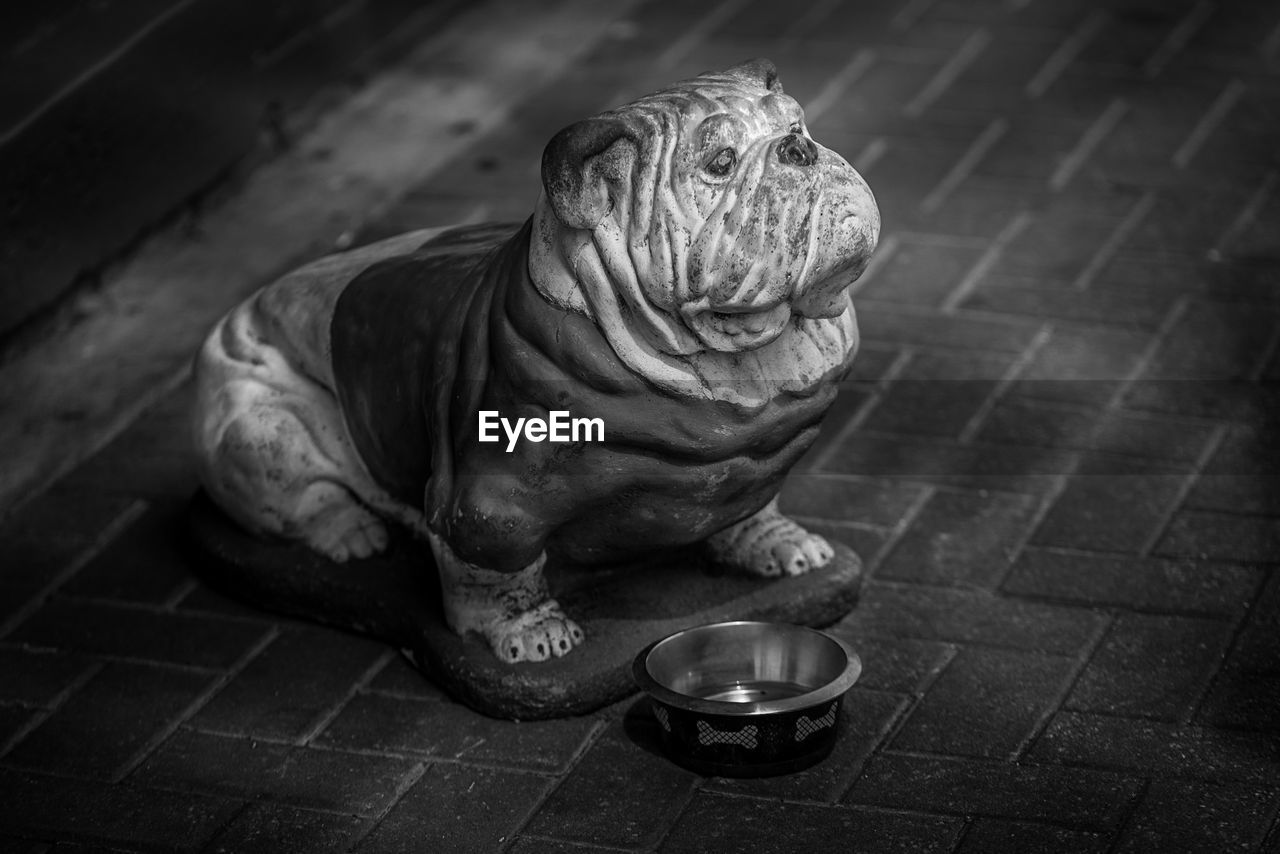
[185,490,864,720]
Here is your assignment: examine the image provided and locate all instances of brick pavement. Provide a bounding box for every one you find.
[2,0,1279,850]
[0,0,468,343]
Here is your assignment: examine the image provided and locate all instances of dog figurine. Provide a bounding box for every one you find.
[192,59,879,664]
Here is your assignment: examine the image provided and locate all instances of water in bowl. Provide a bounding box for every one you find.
[696,679,812,703]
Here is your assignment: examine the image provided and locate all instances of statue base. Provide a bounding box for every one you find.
[185,490,864,720]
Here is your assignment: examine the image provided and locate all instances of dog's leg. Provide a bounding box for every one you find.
[195,301,394,563]
[707,496,835,578]
[201,392,391,563]
[427,533,584,663]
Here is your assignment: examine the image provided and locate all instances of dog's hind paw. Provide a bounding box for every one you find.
[490,600,585,663]
[708,497,835,578]
[297,484,389,563]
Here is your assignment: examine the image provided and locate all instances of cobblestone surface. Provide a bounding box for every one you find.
[3,0,1280,850]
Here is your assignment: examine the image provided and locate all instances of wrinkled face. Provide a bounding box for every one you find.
[670,80,878,350]
[542,59,880,354]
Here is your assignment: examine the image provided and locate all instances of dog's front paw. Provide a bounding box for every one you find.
[708,498,835,578]
[489,600,585,663]
[758,526,835,577]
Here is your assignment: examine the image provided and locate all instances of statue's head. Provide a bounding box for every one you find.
[534,58,879,359]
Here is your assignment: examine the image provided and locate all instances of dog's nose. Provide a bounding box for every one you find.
[776,133,818,167]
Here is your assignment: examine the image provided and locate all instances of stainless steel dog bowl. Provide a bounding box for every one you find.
[632,621,861,777]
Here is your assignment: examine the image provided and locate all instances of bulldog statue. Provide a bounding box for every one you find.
[192,59,880,665]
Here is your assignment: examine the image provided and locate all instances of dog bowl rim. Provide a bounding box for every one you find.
[631,620,862,717]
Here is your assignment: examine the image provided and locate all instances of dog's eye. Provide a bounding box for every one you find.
[706,147,737,177]
[789,122,803,135]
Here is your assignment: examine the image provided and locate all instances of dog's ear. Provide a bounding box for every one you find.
[542,116,641,230]
[726,58,783,94]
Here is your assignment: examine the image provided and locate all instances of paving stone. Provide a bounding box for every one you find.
[1115,778,1279,854]
[0,489,141,596]
[818,432,1077,493]
[824,633,954,695]
[844,581,1106,655]
[780,475,925,529]
[1030,711,1280,784]
[58,411,197,501]
[662,793,962,854]
[967,121,1082,184]
[1130,180,1272,256]
[1194,0,1280,52]
[891,646,1077,758]
[1198,666,1280,734]
[857,240,986,305]
[1095,255,1280,304]
[1010,325,1153,407]
[1193,107,1280,193]
[1196,572,1280,732]
[0,0,445,339]
[829,60,960,137]
[173,582,278,621]
[1229,562,1280,643]
[191,626,386,742]
[956,818,1109,854]
[706,687,908,803]
[877,489,1039,587]
[134,729,419,816]
[914,177,1046,238]
[839,346,906,386]
[1093,413,1220,464]
[8,598,271,670]
[521,721,698,849]
[861,353,1013,439]
[505,838,618,854]
[1190,427,1280,513]
[0,705,37,753]
[995,190,1139,279]
[0,586,34,635]
[364,653,448,701]
[353,763,550,854]
[0,2,83,56]
[0,836,48,854]
[315,692,600,774]
[976,398,1216,463]
[1154,510,1280,563]
[845,752,1142,830]
[1031,460,1190,554]
[4,661,213,780]
[61,501,194,605]
[1129,302,1278,387]
[1081,6,1204,73]
[723,0,844,38]
[1123,377,1280,425]
[1100,108,1245,194]
[1066,613,1235,721]
[203,802,364,854]
[1004,548,1261,616]
[44,842,140,854]
[0,769,239,851]
[961,278,1174,330]
[858,303,1042,354]
[0,647,94,708]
